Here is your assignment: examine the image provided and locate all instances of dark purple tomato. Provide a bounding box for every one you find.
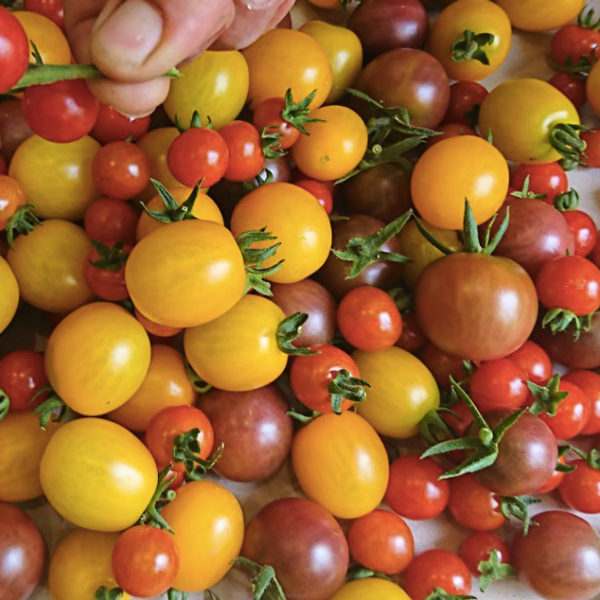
[415,253,538,361]
[472,410,557,497]
[242,497,349,600]
[339,163,412,223]
[513,511,600,600]
[270,279,336,348]
[315,214,404,300]
[197,384,293,482]
[0,503,45,600]
[488,198,575,278]
[348,0,428,59]
[357,48,450,129]
[260,156,291,184]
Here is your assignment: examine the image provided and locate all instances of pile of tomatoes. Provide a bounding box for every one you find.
[3,0,600,599]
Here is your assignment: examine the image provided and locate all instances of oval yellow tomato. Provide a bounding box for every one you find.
[299,20,363,103]
[242,29,332,109]
[125,220,246,328]
[411,135,509,229]
[291,105,368,181]
[136,186,223,240]
[495,0,584,31]
[330,578,411,600]
[184,294,289,392]
[13,11,71,65]
[40,418,157,531]
[108,344,196,432]
[0,255,18,335]
[7,220,94,314]
[45,302,151,415]
[230,182,332,284]
[48,529,130,600]
[292,411,389,519]
[161,480,244,592]
[0,411,60,502]
[9,135,100,220]
[354,347,440,438]
[164,50,249,130]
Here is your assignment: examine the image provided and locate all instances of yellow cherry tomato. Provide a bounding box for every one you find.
[292,411,389,519]
[40,418,157,531]
[479,78,581,164]
[125,220,246,328]
[429,0,512,81]
[299,20,363,103]
[354,347,440,439]
[0,255,18,335]
[411,135,509,229]
[13,11,71,65]
[495,0,584,31]
[184,294,290,392]
[135,127,182,202]
[108,344,196,432]
[9,135,101,220]
[230,182,332,284]
[291,105,368,181]
[0,412,60,502]
[48,529,130,600]
[7,220,94,314]
[136,186,223,240]
[242,29,333,109]
[161,480,244,592]
[45,302,151,415]
[588,60,600,119]
[164,50,249,130]
[330,578,411,600]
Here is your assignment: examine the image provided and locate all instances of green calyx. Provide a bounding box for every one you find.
[527,373,569,417]
[550,123,588,167]
[553,188,580,211]
[184,362,213,394]
[424,589,476,600]
[167,589,189,600]
[236,228,284,296]
[276,312,317,356]
[510,175,546,200]
[94,587,124,600]
[235,557,286,600]
[418,407,461,447]
[331,210,413,279]
[89,240,129,271]
[328,369,370,414]
[579,6,600,30]
[451,30,495,65]
[420,377,525,480]
[281,88,325,135]
[567,444,600,470]
[260,127,286,159]
[541,308,593,341]
[174,110,210,133]
[347,567,393,582]
[6,203,41,249]
[286,408,321,424]
[477,549,517,592]
[137,464,177,533]
[499,495,541,535]
[0,388,9,422]
[172,428,224,481]
[31,387,69,430]
[141,178,204,224]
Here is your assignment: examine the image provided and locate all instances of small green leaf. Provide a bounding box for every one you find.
[499,495,541,535]
[276,312,317,356]
[328,369,370,414]
[281,88,325,135]
[477,549,517,592]
[32,388,69,430]
[0,388,9,422]
[173,429,224,481]
[137,465,177,532]
[527,374,569,416]
[89,240,129,271]
[235,557,287,600]
[94,587,124,600]
[451,29,495,65]
[5,203,41,249]
[184,362,213,394]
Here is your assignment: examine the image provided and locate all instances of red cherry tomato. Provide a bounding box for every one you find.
[469,358,528,413]
[549,72,587,109]
[0,350,49,412]
[384,455,449,520]
[507,340,552,385]
[443,80,488,127]
[84,198,138,245]
[252,97,299,150]
[510,163,568,203]
[0,7,29,94]
[395,311,426,354]
[219,120,265,183]
[551,23,600,66]
[91,103,151,144]
[448,474,506,531]
[562,210,598,257]
[563,370,600,435]
[82,242,131,302]
[337,286,402,351]
[538,380,590,440]
[582,129,600,168]
[24,0,65,30]
[347,509,414,575]
[167,127,229,188]
[536,453,568,494]
[22,79,99,143]
[458,531,511,577]
[558,459,600,513]
[295,179,333,215]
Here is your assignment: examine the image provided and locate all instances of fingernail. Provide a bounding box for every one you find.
[92,0,163,68]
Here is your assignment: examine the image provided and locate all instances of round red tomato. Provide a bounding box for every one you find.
[219,120,264,182]
[538,380,590,440]
[564,370,600,435]
[84,198,138,245]
[458,531,512,578]
[0,350,48,412]
[469,358,528,413]
[0,7,29,93]
[562,210,598,257]
[507,340,552,385]
[82,241,131,302]
[91,103,151,144]
[510,162,568,203]
[448,474,506,531]
[559,459,600,513]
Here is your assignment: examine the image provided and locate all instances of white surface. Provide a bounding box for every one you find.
[21,0,600,599]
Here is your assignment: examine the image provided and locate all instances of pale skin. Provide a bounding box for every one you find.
[63,0,295,116]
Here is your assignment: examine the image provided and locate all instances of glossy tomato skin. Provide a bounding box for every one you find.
[558,460,600,513]
[459,531,511,576]
[242,497,349,600]
[0,175,25,230]
[219,120,264,182]
[40,418,157,532]
[0,502,45,600]
[411,135,508,230]
[385,455,449,520]
[197,385,293,482]
[252,97,300,150]
[510,162,568,202]
[553,16,599,59]
[539,380,590,439]
[469,358,528,413]
[416,253,538,361]
[45,302,151,415]
[563,210,598,257]
[564,370,600,435]
[550,72,587,109]
[508,340,552,385]
[82,243,131,302]
[443,80,488,126]
[513,510,600,600]
[0,8,29,93]
[161,480,244,592]
[91,103,150,144]
[0,256,19,336]
[0,350,48,412]
[348,509,414,575]
[448,474,506,531]
[292,411,389,519]
[354,347,440,438]
[495,0,584,32]
[84,198,138,245]
[404,549,472,600]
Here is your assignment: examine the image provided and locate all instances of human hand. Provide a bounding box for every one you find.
[63,0,294,117]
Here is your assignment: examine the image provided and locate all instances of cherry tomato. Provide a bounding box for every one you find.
[494,0,584,31]
[470,358,528,413]
[292,411,389,519]
[219,120,265,182]
[84,198,137,246]
[404,549,472,600]
[112,526,179,598]
[348,509,414,575]
[295,179,333,215]
[558,459,600,513]
[13,10,70,65]
[562,210,597,256]
[564,370,600,435]
[510,162,569,203]
[396,311,427,353]
[458,531,511,577]
[582,129,600,168]
[91,102,150,145]
[0,7,29,93]
[0,175,25,230]
[549,72,587,109]
[538,380,590,439]
[82,241,131,302]
[551,21,600,66]
[330,578,411,600]
[252,96,301,150]
[536,452,569,494]
[0,350,48,412]
[385,455,449,520]
[0,255,18,335]
[443,80,488,126]
[508,340,552,385]
[448,474,506,531]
